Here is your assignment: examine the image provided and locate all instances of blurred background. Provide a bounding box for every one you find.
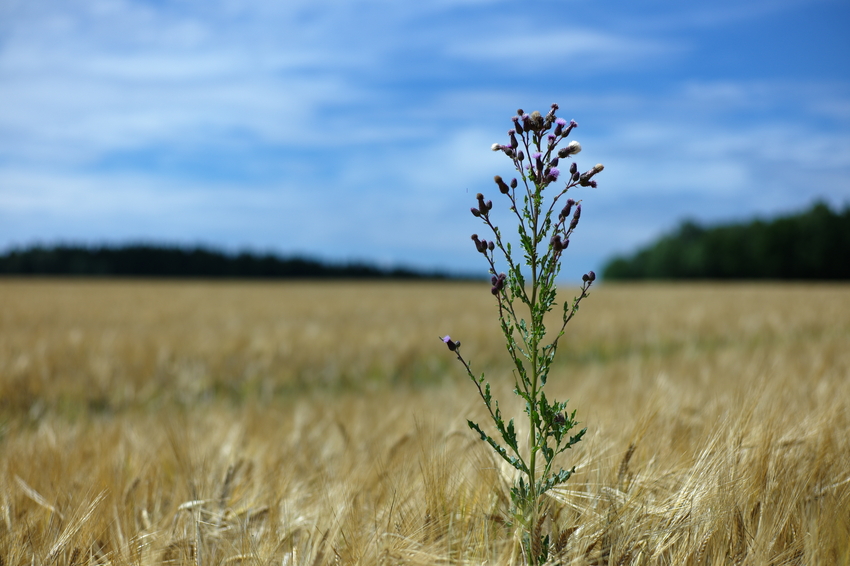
[1,0,848,280]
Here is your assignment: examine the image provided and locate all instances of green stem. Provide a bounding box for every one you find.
[525,180,543,564]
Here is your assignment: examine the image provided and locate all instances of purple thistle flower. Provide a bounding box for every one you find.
[441,335,459,351]
[533,152,543,176]
[554,118,567,137]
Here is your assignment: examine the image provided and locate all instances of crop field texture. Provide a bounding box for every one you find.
[1,279,849,565]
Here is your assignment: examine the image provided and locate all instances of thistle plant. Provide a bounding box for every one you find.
[441,104,603,564]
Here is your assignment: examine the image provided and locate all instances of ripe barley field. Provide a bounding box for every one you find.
[0,279,848,565]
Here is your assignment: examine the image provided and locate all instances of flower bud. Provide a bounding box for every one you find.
[509,131,518,149]
[491,272,507,294]
[516,109,524,116]
[544,105,557,129]
[569,162,578,174]
[494,175,511,194]
[517,150,524,162]
[569,204,582,230]
[485,200,493,211]
[579,163,604,186]
[442,335,459,351]
[529,111,544,131]
[582,273,589,282]
[550,234,564,251]
[471,207,481,217]
[510,178,518,189]
[588,270,596,282]
[487,241,495,251]
[521,113,530,130]
[560,198,575,219]
[550,157,559,168]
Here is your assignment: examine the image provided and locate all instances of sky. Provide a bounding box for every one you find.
[1,0,849,279]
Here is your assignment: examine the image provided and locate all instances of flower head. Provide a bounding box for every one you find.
[558,140,582,159]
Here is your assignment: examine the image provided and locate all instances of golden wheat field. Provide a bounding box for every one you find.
[0,279,849,565]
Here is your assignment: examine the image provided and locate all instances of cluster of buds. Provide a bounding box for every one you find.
[559,198,576,223]
[581,271,597,283]
[494,175,515,195]
[490,105,590,191]
[470,193,493,218]
[545,198,581,257]
[550,234,569,252]
[477,103,604,296]
[491,272,507,295]
[471,233,494,254]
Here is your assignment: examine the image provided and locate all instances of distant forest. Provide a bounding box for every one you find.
[0,244,453,279]
[603,202,850,280]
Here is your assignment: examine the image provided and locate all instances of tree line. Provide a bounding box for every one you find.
[0,244,453,279]
[602,202,850,280]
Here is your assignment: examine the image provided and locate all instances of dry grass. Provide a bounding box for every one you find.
[1,279,848,565]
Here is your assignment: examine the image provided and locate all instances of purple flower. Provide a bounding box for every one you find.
[554,118,567,136]
[441,335,459,351]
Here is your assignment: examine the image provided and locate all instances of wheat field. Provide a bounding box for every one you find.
[0,279,848,565]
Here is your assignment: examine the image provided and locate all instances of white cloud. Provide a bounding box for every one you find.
[445,29,682,71]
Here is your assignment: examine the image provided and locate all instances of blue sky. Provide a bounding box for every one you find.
[1,0,848,278]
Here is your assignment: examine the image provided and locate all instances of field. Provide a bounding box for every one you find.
[1,279,849,565]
